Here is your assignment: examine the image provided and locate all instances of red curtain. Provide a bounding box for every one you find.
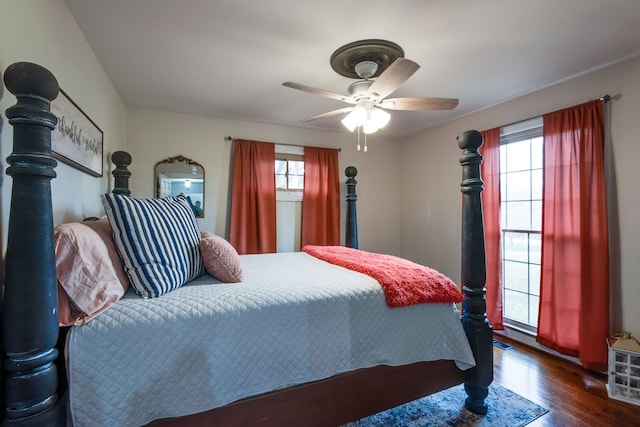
[537,100,609,371]
[229,139,277,254]
[480,127,504,330]
[301,146,340,247]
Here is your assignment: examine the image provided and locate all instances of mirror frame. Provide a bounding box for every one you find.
[154,155,205,218]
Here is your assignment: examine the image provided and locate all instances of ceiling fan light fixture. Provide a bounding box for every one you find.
[341,105,368,132]
[362,120,379,134]
[370,107,390,128]
[342,104,390,134]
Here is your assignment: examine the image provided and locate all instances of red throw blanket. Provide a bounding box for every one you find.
[302,245,463,307]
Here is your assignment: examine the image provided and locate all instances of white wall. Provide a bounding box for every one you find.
[400,55,640,339]
[126,109,402,254]
[1,0,127,253]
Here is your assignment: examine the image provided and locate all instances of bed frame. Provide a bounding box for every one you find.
[1,62,492,426]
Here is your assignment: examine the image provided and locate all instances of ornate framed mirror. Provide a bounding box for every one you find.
[154,155,205,218]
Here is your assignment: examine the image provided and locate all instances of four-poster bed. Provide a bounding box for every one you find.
[1,62,492,426]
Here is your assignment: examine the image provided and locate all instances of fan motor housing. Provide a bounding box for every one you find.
[347,80,374,98]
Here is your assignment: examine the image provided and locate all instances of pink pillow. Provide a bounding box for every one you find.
[199,232,243,283]
[55,219,129,326]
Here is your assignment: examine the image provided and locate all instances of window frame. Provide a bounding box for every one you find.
[276,154,304,186]
[499,117,543,333]
[275,145,304,202]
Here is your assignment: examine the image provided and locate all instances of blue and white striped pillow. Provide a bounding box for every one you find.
[102,193,203,298]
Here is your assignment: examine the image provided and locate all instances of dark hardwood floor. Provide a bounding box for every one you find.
[493,336,640,426]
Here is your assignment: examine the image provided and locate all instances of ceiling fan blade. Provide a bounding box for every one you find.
[303,107,354,122]
[283,82,353,104]
[379,97,459,111]
[367,58,420,99]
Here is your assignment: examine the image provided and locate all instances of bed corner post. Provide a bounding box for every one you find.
[111,150,132,195]
[458,129,493,415]
[345,166,358,249]
[2,63,64,425]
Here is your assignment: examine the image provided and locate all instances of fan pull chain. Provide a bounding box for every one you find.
[357,127,361,151]
[364,131,368,152]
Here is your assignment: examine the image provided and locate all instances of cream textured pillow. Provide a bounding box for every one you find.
[54,219,129,326]
[200,231,243,283]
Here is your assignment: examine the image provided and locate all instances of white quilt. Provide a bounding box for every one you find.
[66,252,475,426]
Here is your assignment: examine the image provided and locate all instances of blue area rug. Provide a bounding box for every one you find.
[344,383,548,427]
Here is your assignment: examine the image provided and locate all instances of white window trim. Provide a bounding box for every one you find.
[275,144,304,156]
[276,190,303,202]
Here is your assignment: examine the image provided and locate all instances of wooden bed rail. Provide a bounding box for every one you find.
[111,151,132,195]
[344,166,358,249]
[458,130,493,414]
[2,62,64,425]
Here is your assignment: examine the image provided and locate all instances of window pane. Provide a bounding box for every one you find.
[275,160,287,174]
[505,171,531,201]
[530,233,541,265]
[531,201,542,231]
[530,264,540,296]
[504,140,531,173]
[504,260,529,292]
[529,295,539,326]
[531,169,542,200]
[504,201,531,230]
[275,159,305,191]
[504,232,529,262]
[276,175,287,189]
[504,289,529,323]
[289,161,304,175]
[288,175,304,190]
[531,137,543,169]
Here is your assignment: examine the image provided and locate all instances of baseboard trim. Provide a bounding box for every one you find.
[493,328,582,367]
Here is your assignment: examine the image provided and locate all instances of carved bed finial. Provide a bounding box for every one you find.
[3,62,64,424]
[345,166,358,249]
[458,129,493,415]
[111,150,132,195]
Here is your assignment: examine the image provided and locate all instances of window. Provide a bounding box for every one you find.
[274,145,305,252]
[499,117,543,331]
[275,156,304,190]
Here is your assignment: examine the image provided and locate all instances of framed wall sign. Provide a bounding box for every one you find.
[50,89,103,177]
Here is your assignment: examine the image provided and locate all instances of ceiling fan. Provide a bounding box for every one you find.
[283,39,459,135]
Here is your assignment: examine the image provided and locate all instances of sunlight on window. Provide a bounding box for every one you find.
[500,132,543,329]
[276,158,304,191]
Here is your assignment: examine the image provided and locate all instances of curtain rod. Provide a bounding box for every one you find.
[224,136,341,152]
[499,93,612,132]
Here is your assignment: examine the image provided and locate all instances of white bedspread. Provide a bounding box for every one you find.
[66,252,475,426]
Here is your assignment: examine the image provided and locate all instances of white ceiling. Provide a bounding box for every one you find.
[64,0,640,140]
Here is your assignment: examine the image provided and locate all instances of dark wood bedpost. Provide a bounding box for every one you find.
[458,129,493,415]
[2,63,64,425]
[345,166,358,249]
[111,150,132,195]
